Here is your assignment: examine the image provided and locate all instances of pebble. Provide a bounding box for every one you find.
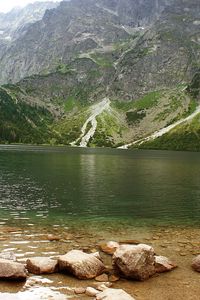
[74,287,86,294]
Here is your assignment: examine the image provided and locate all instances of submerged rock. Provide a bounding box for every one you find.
[191,255,200,272]
[113,244,156,281]
[58,250,105,279]
[99,241,119,255]
[155,256,177,273]
[0,259,27,280]
[26,257,58,275]
[96,288,136,300]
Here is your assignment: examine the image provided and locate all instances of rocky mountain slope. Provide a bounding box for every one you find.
[0,0,200,150]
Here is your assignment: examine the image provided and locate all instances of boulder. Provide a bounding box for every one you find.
[192,255,200,272]
[0,252,16,261]
[113,244,156,281]
[96,288,136,300]
[26,257,58,274]
[0,259,27,280]
[58,250,105,279]
[155,256,177,273]
[99,241,119,255]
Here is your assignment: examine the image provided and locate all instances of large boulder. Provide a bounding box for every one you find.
[96,288,136,300]
[192,255,200,272]
[0,259,27,280]
[58,250,105,279]
[113,244,156,281]
[155,256,177,273]
[26,257,59,274]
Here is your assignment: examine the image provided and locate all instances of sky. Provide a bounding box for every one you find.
[0,0,58,13]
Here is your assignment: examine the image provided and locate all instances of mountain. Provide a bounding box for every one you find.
[0,2,59,41]
[0,0,200,150]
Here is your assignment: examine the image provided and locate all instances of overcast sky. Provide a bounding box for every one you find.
[0,0,59,13]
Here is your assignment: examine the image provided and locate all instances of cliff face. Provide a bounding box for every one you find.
[0,0,200,149]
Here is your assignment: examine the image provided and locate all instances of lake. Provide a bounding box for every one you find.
[0,145,200,228]
[0,145,200,300]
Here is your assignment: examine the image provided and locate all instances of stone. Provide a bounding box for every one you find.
[96,283,112,291]
[109,274,120,282]
[86,287,99,297]
[0,252,16,261]
[99,241,119,255]
[58,250,105,279]
[96,288,136,300]
[0,259,27,280]
[119,240,140,245]
[192,255,200,272]
[74,287,86,294]
[26,257,58,274]
[47,234,60,241]
[95,273,109,282]
[113,244,156,281]
[155,256,177,273]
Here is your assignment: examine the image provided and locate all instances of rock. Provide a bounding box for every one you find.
[113,244,156,281]
[74,287,86,294]
[0,259,27,280]
[155,256,177,273]
[95,273,109,282]
[96,288,136,300]
[99,241,119,255]
[96,283,112,291]
[109,274,120,282]
[26,257,58,274]
[58,250,105,279]
[0,252,16,261]
[191,255,200,272]
[47,234,60,241]
[119,240,140,245]
[86,287,99,297]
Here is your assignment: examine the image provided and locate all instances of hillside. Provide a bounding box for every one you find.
[0,0,199,150]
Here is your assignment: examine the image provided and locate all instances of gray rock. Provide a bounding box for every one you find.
[113,244,156,281]
[0,259,27,280]
[58,250,105,279]
[26,257,59,274]
[96,288,136,300]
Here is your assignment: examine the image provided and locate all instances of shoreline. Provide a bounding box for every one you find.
[0,223,199,299]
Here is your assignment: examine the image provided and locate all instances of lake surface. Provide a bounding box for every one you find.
[1,145,200,300]
[0,145,200,228]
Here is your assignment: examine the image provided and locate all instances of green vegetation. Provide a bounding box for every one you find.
[139,113,200,151]
[112,91,160,111]
[0,88,56,144]
[90,53,113,67]
[126,110,146,124]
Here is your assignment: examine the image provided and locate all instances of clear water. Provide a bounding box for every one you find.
[0,145,200,228]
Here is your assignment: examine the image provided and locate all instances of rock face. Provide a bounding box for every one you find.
[26,257,58,275]
[155,256,177,273]
[96,288,136,300]
[0,259,27,280]
[191,255,200,272]
[58,250,105,279]
[113,244,156,281]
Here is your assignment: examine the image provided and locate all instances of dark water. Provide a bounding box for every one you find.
[0,145,200,228]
